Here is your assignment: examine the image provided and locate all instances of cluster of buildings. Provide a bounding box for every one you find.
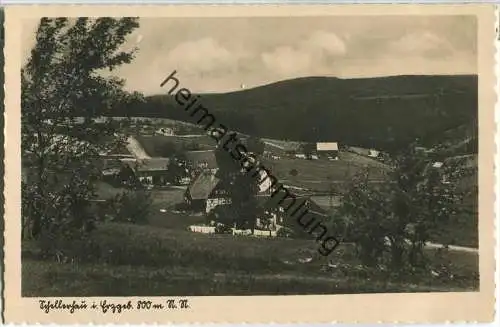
[264,141,340,161]
[100,150,217,187]
[183,168,329,232]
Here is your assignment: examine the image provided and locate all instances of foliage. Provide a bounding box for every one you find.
[333,145,475,271]
[166,153,189,185]
[106,186,153,224]
[213,140,261,231]
[21,17,142,254]
[245,136,265,155]
[301,142,316,156]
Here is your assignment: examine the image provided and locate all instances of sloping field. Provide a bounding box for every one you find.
[136,135,217,157]
[261,155,389,191]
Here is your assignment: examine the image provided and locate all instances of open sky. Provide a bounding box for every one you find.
[22,15,477,95]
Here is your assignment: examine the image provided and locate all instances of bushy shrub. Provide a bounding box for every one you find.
[276,227,294,238]
[107,189,153,224]
[334,146,474,271]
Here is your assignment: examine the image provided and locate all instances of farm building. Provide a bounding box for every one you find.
[316,142,339,160]
[184,168,277,213]
[120,157,171,186]
[184,170,229,212]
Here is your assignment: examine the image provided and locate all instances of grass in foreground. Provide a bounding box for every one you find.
[22,222,479,297]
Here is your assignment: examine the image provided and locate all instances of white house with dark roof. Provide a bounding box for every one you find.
[316,142,339,160]
[119,157,171,185]
[184,170,227,212]
[184,168,277,214]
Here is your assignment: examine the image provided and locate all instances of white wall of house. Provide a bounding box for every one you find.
[368,149,380,158]
[206,197,232,213]
[139,176,153,184]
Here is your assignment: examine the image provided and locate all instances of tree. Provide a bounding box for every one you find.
[333,145,473,271]
[302,142,315,158]
[21,18,143,255]
[108,184,153,224]
[214,138,260,232]
[246,136,265,155]
[166,153,189,185]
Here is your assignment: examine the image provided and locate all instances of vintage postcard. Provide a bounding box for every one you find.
[2,4,497,324]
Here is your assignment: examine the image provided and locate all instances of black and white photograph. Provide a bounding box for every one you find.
[3,4,496,324]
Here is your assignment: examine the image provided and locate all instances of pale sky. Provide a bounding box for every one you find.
[22,16,477,95]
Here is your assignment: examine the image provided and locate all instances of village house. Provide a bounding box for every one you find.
[184,168,277,214]
[184,170,228,212]
[119,157,171,186]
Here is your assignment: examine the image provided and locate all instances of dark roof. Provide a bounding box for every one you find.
[121,158,170,172]
[103,158,123,169]
[186,171,221,200]
[184,150,218,169]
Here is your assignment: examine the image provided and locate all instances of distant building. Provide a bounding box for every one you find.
[432,161,444,168]
[368,149,380,158]
[415,146,434,154]
[157,127,175,136]
[316,142,339,160]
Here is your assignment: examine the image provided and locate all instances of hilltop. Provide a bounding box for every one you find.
[113,74,477,153]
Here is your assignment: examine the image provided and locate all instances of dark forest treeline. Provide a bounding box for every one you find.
[112,75,478,153]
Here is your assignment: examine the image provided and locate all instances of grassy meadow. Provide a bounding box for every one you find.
[22,184,479,297]
[21,128,478,296]
[22,221,479,297]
